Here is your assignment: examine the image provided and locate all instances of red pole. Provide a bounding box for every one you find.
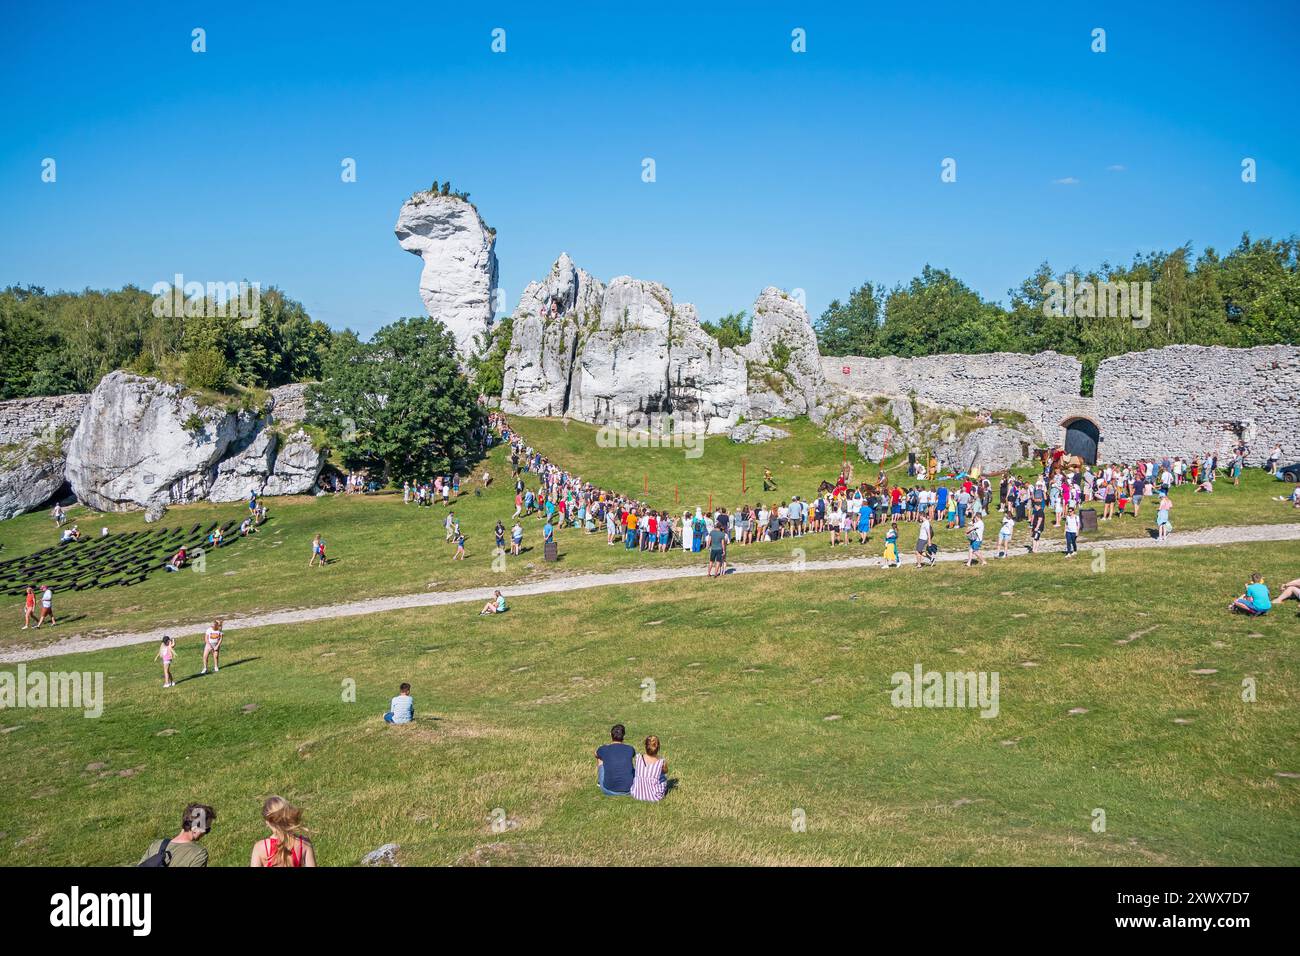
[708,492,713,513]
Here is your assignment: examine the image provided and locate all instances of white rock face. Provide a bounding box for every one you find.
[501,257,816,434]
[502,253,604,417]
[207,428,278,502]
[64,372,325,512]
[742,287,825,420]
[395,193,498,359]
[0,394,88,520]
[66,372,247,511]
[727,423,792,444]
[937,424,1037,473]
[263,430,324,496]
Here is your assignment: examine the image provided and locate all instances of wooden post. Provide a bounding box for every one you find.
[708,491,713,513]
[675,485,679,505]
[643,473,648,495]
[741,458,747,494]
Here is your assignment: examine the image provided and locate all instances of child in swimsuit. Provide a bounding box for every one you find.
[155,636,176,688]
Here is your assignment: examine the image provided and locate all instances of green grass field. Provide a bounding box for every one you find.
[0,540,1296,866]
[1,416,1295,647]
[1,415,1298,866]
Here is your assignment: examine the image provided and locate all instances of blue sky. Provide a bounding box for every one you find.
[2,1,1297,336]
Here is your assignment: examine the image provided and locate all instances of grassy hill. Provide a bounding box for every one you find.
[0,416,1295,647]
[0,540,1296,866]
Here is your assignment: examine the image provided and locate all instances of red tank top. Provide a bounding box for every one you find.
[262,837,305,867]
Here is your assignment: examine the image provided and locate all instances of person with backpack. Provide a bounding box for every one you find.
[138,803,216,867]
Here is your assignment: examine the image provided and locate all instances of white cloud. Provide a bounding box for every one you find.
[1106,164,1126,172]
[1052,176,1080,185]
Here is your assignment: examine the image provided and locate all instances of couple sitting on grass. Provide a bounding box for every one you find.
[1229,572,1300,616]
[596,723,668,802]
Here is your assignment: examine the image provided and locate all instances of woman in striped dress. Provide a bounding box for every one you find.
[631,736,668,802]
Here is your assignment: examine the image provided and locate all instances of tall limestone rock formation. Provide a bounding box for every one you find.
[500,256,822,434]
[63,372,325,513]
[501,253,605,418]
[395,190,499,359]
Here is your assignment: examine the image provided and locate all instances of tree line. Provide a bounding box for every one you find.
[0,284,337,399]
[813,234,1299,393]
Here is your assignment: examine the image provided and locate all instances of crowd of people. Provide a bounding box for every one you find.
[488,413,1300,608]
[491,414,1284,569]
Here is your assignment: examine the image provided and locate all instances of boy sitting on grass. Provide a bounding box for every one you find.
[1229,573,1272,616]
[384,683,415,724]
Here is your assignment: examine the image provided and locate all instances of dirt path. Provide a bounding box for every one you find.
[4,521,1298,663]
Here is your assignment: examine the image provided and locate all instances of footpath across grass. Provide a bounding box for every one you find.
[0,540,1297,866]
[0,416,1295,647]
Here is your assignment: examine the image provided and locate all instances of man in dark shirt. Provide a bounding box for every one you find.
[596,724,635,796]
[707,524,728,578]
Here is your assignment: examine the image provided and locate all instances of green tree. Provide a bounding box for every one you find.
[468,315,514,398]
[880,266,1011,356]
[815,282,882,356]
[308,317,484,484]
[700,310,751,349]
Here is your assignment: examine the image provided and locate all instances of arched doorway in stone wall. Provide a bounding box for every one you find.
[1062,417,1100,464]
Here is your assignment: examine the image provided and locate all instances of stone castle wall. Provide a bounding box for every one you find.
[821,345,1300,465]
[1092,344,1300,465]
[822,352,1083,439]
[0,393,90,445]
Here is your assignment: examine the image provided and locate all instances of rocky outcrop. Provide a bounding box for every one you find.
[395,192,498,359]
[936,424,1037,473]
[207,427,278,502]
[66,372,248,512]
[501,253,604,417]
[262,429,325,496]
[744,287,824,420]
[501,256,819,434]
[0,394,89,520]
[728,423,792,444]
[62,372,325,513]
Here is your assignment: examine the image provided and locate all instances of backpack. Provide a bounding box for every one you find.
[138,837,172,868]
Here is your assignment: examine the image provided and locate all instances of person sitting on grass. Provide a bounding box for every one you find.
[479,590,507,615]
[250,796,316,868]
[384,683,414,724]
[138,803,217,867]
[1229,573,1272,615]
[630,735,669,802]
[165,546,187,571]
[596,723,636,797]
[1274,577,1300,605]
